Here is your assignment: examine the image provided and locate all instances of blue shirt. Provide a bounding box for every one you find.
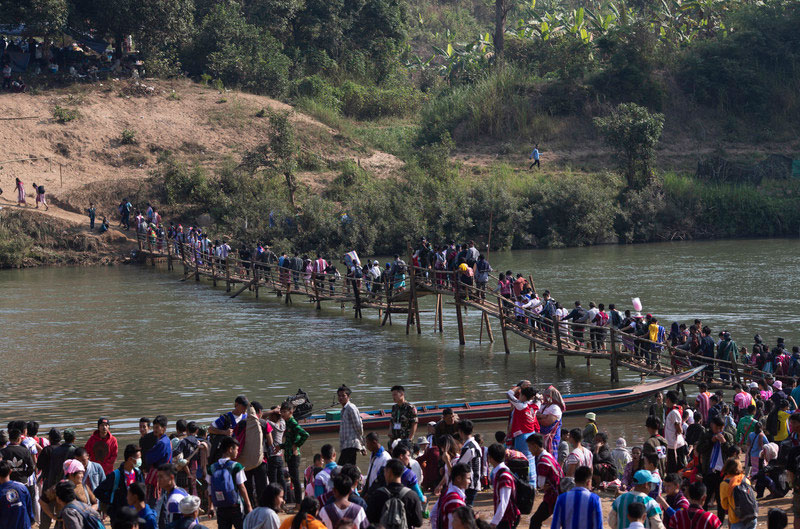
[147,434,173,468]
[0,480,33,529]
[531,149,540,160]
[551,487,603,529]
[138,505,158,529]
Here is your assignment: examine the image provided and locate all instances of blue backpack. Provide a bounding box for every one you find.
[209,460,239,508]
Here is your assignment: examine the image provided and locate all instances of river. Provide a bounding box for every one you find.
[2,238,800,448]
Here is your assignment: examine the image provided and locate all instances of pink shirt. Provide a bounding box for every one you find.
[734,391,753,411]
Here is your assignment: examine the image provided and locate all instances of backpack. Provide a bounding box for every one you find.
[63,502,104,529]
[37,185,45,194]
[322,503,360,528]
[378,486,412,529]
[209,460,240,508]
[791,356,800,377]
[500,469,534,515]
[766,410,780,438]
[731,478,757,523]
[94,469,121,506]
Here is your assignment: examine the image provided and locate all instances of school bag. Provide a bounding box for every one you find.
[62,501,104,529]
[499,468,534,514]
[37,185,45,194]
[322,503,361,528]
[766,409,780,438]
[731,478,758,523]
[209,460,240,508]
[378,486,412,529]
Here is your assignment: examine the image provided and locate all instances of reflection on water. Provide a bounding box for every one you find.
[2,238,799,444]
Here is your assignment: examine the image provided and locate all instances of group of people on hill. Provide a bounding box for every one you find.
[1,178,48,210]
[4,378,800,529]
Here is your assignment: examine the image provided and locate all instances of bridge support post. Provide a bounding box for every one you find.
[497,298,510,354]
[554,314,565,368]
[225,258,231,293]
[211,257,217,287]
[455,279,466,346]
[610,327,620,383]
[166,239,173,271]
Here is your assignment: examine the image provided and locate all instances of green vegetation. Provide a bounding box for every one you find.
[52,105,79,123]
[120,128,138,145]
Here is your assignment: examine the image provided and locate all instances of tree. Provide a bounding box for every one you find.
[594,102,664,189]
[494,0,514,60]
[184,3,290,96]
[240,112,300,212]
[0,0,67,35]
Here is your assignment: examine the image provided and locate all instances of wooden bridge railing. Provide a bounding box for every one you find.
[137,233,766,389]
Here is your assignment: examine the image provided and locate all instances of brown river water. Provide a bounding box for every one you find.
[2,238,800,449]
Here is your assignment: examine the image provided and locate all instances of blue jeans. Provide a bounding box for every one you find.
[731,519,757,529]
[513,433,537,484]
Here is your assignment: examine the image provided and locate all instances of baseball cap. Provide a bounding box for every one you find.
[633,470,657,485]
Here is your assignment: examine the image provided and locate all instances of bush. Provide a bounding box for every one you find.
[53,105,79,123]
[594,103,664,190]
[159,154,212,205]
[120,129,138,145]
[338,80,420,120]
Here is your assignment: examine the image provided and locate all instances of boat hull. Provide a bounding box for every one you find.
[298,366,704,434]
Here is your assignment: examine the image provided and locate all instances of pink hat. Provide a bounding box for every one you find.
[773,380,783,391]
[63,459,85,475]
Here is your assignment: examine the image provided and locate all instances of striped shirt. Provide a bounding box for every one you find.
[551,486,602,529]
[668,506,721,529]
[610,491,662,529]
[491,465,519,526]
[439,484,466,529]
[696,393,711,424]
[155,486,188,529]
[536,450,563,507]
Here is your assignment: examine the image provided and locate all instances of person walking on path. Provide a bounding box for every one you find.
[529,145,541,169]
[32,182,48,210]
[337,385,364,466]
[552,465,603,529]
[280,401,309,504]
[14,178,25,206]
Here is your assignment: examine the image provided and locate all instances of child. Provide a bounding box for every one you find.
[656,473,689,526]
[642,454,662,498]
[98,217,109,234]
[303,453,323,498]
[33,182,48,210]
[86,203,96,230]
[626,501,647,529]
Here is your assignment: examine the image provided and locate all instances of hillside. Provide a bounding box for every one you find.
[0,79,403,215]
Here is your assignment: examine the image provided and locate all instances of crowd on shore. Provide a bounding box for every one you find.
[3,378,800,529]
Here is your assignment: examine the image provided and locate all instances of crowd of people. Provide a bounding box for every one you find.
[0,35,145,91]
[3,378,800,529]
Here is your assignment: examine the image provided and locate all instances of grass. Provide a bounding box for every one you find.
[120,128,138,145]
[207,96,256,129]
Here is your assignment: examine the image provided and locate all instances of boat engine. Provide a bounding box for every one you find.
[288,389,314,420]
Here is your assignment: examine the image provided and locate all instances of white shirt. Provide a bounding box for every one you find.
[209,457,246,486]
[664,408,686,449]
[319,503,367,529]
[243,507,280,529]
[542,404,563,420]
[566,445,593,469]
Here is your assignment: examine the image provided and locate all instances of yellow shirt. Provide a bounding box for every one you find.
[649,323,659,342]
[720,473,748,523]
[775,410,791,442]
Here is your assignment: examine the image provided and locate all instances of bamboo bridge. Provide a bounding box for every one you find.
[135,233,768,393]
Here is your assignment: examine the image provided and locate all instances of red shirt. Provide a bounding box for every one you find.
[669,505,721,529]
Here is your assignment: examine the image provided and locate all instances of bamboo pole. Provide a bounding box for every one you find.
[455,279,466,346]
[497,297,510,354]
[554,314,565,368]
[483,311,494,343]
[610,326,620,383]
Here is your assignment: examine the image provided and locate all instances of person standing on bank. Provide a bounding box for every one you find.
[337,385,365,466]
[389,386,418,447]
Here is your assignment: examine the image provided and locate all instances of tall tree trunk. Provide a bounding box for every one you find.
[285,172,298,212]
[494,0,506,61]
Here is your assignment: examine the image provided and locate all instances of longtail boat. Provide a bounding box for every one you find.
[297,366,704,434]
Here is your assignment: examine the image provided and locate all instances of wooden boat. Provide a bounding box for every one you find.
[298,366,705,434]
